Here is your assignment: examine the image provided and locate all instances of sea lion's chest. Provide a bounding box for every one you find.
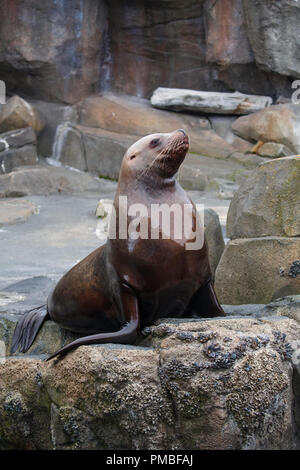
[109,186,208,320]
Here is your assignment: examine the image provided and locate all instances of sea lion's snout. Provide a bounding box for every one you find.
[168,129,189,157]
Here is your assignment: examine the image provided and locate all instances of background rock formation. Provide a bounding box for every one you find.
[0,0,297,104]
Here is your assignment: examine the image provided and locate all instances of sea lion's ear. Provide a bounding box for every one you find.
[129,154,136,160]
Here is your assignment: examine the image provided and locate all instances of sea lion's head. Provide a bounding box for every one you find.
[120,129,189,183]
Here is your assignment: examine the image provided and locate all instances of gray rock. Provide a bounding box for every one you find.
[215,237,300,305]
[29,100,78,158]
[0,316,299,449]
[257,142,292,158]
[229,152,269,169]
[204,209,225,277]
[224,295,300,322]
[151,88,272,115]
[0,145,38,174]
[0,127,36,149]
[243,0,300,79]
[232,104,300,154]
[52,123,87,172]
[0,165,104,197]
[227,156,300,239]
[52,122,136,180]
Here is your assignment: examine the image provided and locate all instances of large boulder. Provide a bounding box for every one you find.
[0,1,107,104]
[231,104,300,154]
[243,0,300,78]
[0,315,299,449]
[227,156,300,239]
[77,94,238,159]
[151,88,272,115]
[0,165,104,197]
[0,127,38,174]
[0,96,44,134]
[215,237,300,305]
[53,123,136,179]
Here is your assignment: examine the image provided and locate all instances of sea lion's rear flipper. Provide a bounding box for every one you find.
[46,284,139,362]
[187,281,225,318]
[11,305,49,354]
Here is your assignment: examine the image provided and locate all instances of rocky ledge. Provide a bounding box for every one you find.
[0,296,300,450]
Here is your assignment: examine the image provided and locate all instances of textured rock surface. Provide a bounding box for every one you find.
[106,0,293,99]
[215,237,300,305]
[0,165,104,197]
[0,1,297,103]
[227,157,300,239]
[0,96,44,134]
[0,316,299,450]
[204,209,225,277]
[77,94,211,148]
[0,127,38,174]
[232,104,300,153]
[151,88,272,115]
[53,122,136,179]
[0,199,38,227]
[76,94,239,161]
[257,142,292,158]
[0,1,107,104]
[243,0,300,79]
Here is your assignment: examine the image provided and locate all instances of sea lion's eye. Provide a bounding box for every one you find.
[150,138,160,148]
[129,154,136,160]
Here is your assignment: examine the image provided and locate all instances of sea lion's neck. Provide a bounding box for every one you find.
[120,173,177,195]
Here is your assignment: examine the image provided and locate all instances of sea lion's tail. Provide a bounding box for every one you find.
[11,305,49,354]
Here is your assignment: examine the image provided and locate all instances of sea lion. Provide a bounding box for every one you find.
[11,129,225,361]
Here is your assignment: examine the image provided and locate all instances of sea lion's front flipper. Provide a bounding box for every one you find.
[187,280,225,318]
[46,284,139,361]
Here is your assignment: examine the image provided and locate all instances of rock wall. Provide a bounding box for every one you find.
[0,0,297,103]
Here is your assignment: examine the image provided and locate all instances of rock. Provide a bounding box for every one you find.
[52,123,87,172]
[150,88,272,115]
[77,94,217,153]
[231,136,253,153]
[0,315,299,449]
[207,179,239,200]
[224,295,300,324]
[231,104,300,154]
[215,237,300,305]
[0,1,107,104]
[0,199,38,227]
[0,96,44,134]
[52,122,136,179]
[106,0,292,100]
[243,0,300,79]
[204,209,225,277]
[0,145,38,174]
[229,152,269,169]
[0,165,105,197]
[205,0,253,66]
[29,100,78,158]
[77,93,238,158]
[257,142,292,158]
[0,127,36,149]
[177,153,251,192]
[227,156,300,239]
[0,127,38,174]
